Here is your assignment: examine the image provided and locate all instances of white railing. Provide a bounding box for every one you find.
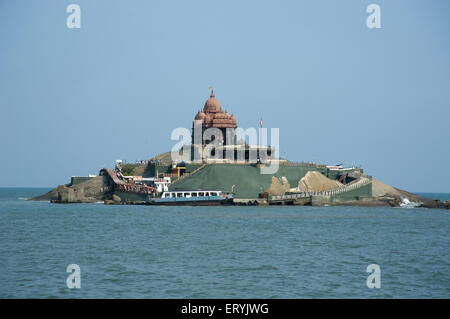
[271,177,371,200]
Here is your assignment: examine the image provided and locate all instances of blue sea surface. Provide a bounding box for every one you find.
[0,188,449,298]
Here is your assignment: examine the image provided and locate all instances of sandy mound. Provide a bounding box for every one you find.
[372,178,425,201]
[265,176,290,195]
[281,176,290,191]
[296,171,343,192]
[371,178,402,197]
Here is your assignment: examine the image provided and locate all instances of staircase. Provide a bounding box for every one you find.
[271,177,372,201]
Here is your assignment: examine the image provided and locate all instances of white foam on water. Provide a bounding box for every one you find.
[400,197,421,208]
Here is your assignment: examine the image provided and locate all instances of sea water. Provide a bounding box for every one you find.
[0,188,449,298]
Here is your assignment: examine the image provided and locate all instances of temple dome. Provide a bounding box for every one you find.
[195,111,206,120]
[214,112,228,119]
[204,90,221,113]
[193,90,237,129]
[205,113,214,122]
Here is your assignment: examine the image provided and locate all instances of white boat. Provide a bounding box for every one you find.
[149,190,234,206]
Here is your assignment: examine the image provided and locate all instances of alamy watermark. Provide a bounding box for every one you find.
[170,126,280,174]
[64,4,380,30]
[366,264,381,288]
[66,4,81,29]
[366,4,381,29]
[66,264,81,289]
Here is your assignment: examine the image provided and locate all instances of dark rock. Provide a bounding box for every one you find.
[421,199,445,209]
[387,197,402,207]
[58,186,78,203]
[31,176,107,203]
[112,194,121,203]
[29,185,64,201]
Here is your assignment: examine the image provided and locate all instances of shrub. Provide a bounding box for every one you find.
[121,164,136,176]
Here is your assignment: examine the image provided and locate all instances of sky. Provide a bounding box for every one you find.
[0,0,449,192]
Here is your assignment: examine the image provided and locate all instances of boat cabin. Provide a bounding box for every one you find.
[161,191,223,199]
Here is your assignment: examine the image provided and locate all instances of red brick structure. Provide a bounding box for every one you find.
[192,90,237,145]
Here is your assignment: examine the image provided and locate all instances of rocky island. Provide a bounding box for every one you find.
[31,91,449,209]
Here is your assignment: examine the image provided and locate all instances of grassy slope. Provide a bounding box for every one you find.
[169,164,321,198]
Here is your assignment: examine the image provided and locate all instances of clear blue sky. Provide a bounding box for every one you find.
[1,0,449,192]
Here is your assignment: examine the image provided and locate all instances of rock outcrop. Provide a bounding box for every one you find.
[421,199,450,209]
[30,176,109,203]
[371,178,427,205]
[281,176,290,192]
[295,171,342,192]
[265,176,290,196]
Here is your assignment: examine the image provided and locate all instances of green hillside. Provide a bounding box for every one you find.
[169,164,324,198]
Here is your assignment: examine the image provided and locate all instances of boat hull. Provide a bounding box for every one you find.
[148,199,232,206]
[148,195,233,206]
